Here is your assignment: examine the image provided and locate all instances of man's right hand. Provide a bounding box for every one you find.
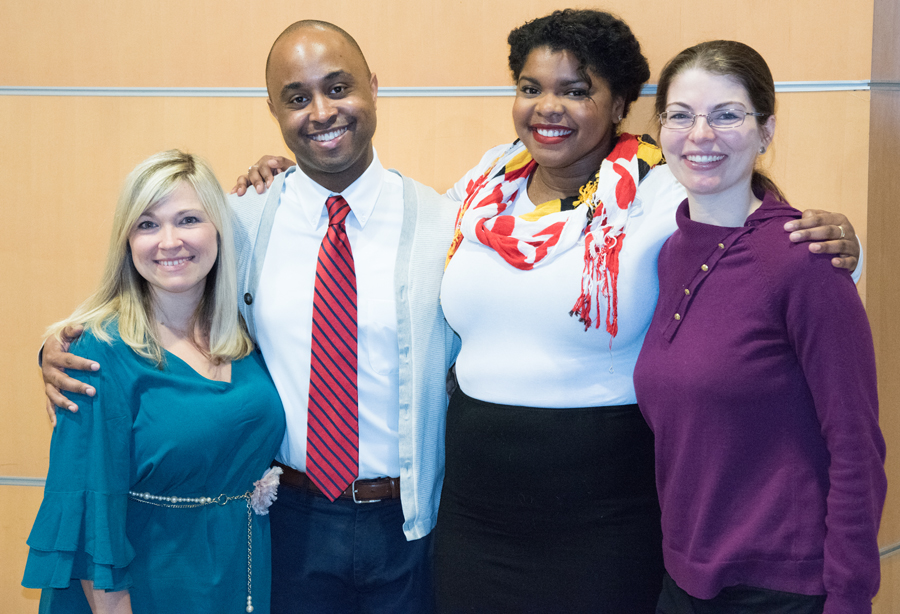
[43,324,99,425]
[230,155,296,196]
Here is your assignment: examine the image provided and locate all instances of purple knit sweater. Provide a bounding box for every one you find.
[633,194,886,613]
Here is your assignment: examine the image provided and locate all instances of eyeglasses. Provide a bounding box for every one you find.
[658,109,767,130]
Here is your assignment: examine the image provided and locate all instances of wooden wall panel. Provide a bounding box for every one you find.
[872,0,900,81]
[0,0,873,88]
[0,487,44,614]
[867,0,900,554]
[866,91,900,550]
[874,553,900,614]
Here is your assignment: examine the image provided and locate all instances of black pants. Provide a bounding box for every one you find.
[657,572,826,614]
[434,388,663,614]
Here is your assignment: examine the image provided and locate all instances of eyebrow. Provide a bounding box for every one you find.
[280,70,355,98]
[139,208,205,218]
[666,100,749,110]
[519,74,588,85]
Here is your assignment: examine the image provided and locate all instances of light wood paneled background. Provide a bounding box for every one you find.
[0,1,874,86]
[869,0,900,609]
[1,0,894,610]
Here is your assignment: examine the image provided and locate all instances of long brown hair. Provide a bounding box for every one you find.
[656,40,784,201]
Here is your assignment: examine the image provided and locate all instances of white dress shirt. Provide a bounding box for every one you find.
[253,153,403,479]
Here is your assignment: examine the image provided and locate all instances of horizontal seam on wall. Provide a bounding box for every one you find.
[0,80,883,98]
[0,476,45,487]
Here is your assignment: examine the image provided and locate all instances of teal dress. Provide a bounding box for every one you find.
[22,327,286,613]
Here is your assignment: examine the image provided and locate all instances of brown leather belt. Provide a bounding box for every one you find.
[273,461,400,504]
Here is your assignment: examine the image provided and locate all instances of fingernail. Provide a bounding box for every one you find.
[90,363,100,371]
[85,387,96,396]
[784,222,796,231]
[68,404,77,411]
[810,244,822,253]
[789,232,802,241]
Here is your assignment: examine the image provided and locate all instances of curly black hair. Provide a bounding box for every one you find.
[508,10,650,120]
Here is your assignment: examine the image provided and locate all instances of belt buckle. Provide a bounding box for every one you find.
[352,480,382,504]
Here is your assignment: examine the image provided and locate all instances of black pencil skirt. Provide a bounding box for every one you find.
[433,388,664,614]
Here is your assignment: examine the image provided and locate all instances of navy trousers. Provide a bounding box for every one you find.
[269,485,434,614]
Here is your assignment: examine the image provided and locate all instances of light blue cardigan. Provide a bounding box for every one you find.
[229,169,460,540]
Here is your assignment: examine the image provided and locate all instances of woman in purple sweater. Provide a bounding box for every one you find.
[633,41,886,613]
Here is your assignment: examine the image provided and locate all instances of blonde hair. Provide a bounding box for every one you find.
[47,150,253,366]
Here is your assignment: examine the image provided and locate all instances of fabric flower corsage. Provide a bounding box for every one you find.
[250,466,283,515]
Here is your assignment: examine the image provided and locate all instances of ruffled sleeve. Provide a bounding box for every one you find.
[23,332,136,592]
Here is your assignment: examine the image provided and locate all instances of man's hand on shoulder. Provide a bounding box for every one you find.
[785,209,859,272]
[42,325,99,425]
[230,156,296,196]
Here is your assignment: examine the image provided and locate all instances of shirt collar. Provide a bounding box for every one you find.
[284,150,385,230]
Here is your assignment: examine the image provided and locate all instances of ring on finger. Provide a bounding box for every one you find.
[837,224,845,239]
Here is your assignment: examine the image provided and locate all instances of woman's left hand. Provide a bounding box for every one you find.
[784,210,859,272]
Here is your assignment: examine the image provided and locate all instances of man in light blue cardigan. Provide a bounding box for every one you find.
[229,19,459,613]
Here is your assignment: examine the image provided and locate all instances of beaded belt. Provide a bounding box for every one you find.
[127,467,282,613]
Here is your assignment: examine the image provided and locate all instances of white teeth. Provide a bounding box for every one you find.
[310,127,348,142]
[535,127,573,137]
[158,258,191,266]
[686,154,725,164]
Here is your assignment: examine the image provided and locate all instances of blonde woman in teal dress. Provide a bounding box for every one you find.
[22,150,286,614]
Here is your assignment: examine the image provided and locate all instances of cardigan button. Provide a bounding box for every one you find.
[701,264,709,272]
[684,289,691,296]
[718,243,725,249]
[674,313,681,321]
[244,293,253,305]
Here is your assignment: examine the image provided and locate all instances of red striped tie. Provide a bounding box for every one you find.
[306,195,359,501]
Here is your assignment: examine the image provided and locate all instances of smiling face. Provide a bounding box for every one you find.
[660,67,775,203]
[128,182,219,306]
[512,47,624,182]
[266,26,377,193]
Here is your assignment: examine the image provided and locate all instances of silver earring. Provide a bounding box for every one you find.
[759,146,767,154]
[617,115,623,122]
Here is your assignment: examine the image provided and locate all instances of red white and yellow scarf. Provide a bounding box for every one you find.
[445,133,663,340]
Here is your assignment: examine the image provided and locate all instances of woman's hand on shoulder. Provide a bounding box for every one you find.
[784,209,859,272]
[230,155,296,196]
